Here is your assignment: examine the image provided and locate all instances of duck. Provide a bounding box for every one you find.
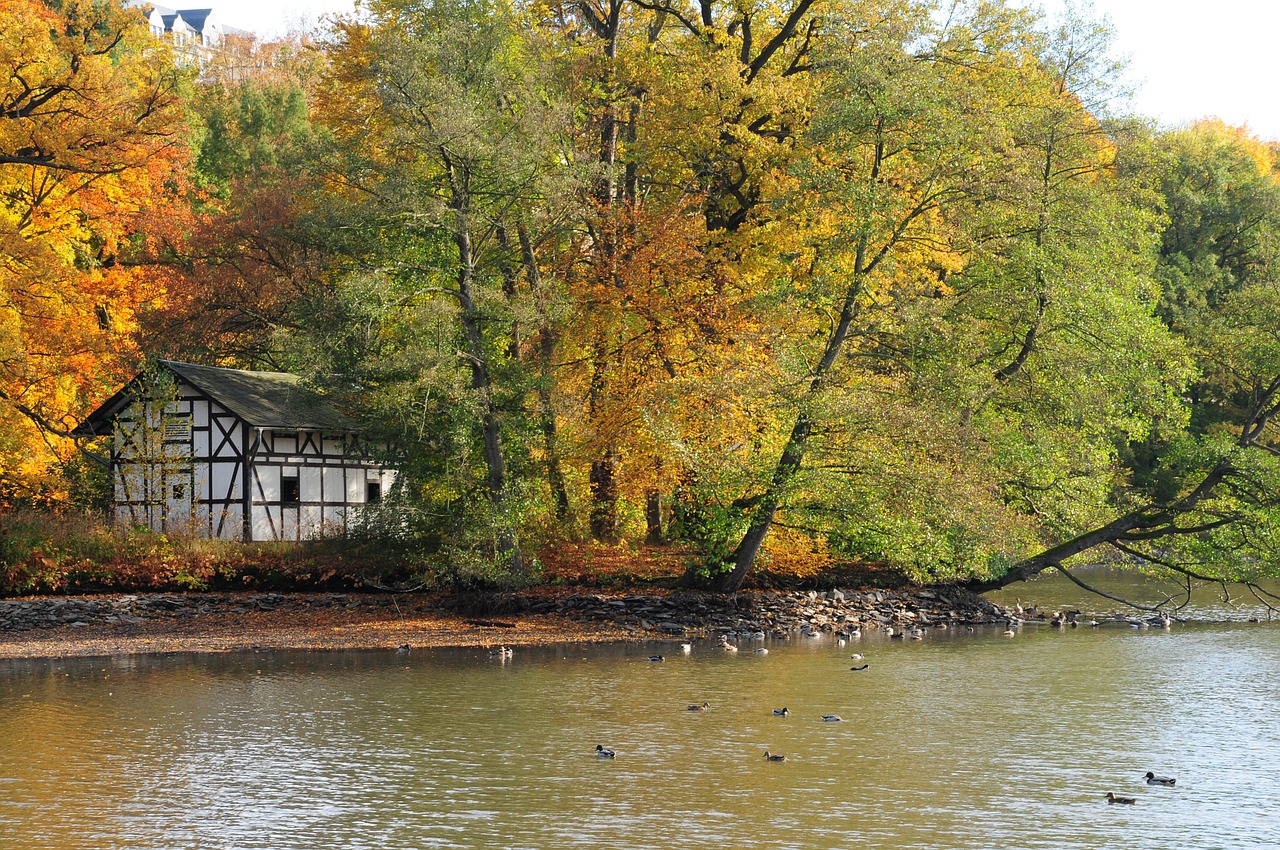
[908,627,924,640]
[1104,792,1136,805]
[749,631,766,641]
[887,627,904,640]
[764,750,787,762]
[753,647,769,654]
[720,642,738,653]
[647,654,666,662]
[850,664,869,671]
[821,714,843,722]
[850,653,865,660]
[489,646,513,658]
[679,642,693,653]
[1144,771,1176,786]
[595,745,616,759]
[772,707,790,716]
[396,644,411,654]
[687,701,710,712]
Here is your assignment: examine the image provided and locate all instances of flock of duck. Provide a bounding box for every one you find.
[485,618,1184,796]
[596,633,872,765]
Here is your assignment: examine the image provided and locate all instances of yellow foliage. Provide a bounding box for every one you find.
[0,0,190,504]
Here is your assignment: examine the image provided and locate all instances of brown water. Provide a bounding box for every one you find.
[2,579,1279,848]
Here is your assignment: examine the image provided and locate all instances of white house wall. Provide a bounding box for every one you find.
[246,428,394,542]
[109,375,394,542]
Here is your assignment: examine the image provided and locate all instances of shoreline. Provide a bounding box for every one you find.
[0,586,1011,660]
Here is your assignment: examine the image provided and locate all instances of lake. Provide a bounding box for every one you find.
[2,571,1278,849]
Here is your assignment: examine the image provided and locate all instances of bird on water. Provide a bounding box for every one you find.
[596,745,616,759]
[764,751,787,762]
[1104,792,1136,804]
[1144,771,1176,786]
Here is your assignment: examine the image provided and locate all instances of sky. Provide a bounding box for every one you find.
[211,0,1280,141]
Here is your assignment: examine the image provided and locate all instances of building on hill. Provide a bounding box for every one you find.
[127,2,255,77]
[75,361,396,543]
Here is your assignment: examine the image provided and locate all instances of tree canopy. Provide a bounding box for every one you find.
[13,0,1280,599]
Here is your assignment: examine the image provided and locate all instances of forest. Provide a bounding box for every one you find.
[6,0,1280,597]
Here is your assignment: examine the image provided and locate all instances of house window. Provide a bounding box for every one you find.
[366,481,382,504]
[281,474,300,504]
[164,417,192,441]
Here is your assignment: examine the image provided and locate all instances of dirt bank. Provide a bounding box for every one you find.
[0,586,1010,659]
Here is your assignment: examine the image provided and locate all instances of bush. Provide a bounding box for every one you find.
[0,509,407,597]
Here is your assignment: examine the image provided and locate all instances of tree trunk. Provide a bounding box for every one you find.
[589,448,619,542]
[518,225,570,521]
[714,242,868,591]
[959,460,1236,594]
[645,487,663,545]
[448,156,523,573]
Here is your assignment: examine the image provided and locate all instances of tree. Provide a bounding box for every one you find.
[0,0,188,503]
[961,120,1280,595]
[309,0,580,576]
[703,0,1033,590]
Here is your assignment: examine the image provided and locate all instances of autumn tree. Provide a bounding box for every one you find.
[305,0,582,576]
[136,52,334,367]
[0,0,188,503]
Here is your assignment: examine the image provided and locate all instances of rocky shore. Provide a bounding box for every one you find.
[0,586,1014,659]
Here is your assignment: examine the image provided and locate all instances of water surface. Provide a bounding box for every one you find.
[3,612,1278,849]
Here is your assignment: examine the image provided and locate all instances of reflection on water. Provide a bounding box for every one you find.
[2,615,1279,848]
[987,565,1280,622]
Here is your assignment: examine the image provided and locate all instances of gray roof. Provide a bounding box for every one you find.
[75,360,358,436]
[177,8,215,31]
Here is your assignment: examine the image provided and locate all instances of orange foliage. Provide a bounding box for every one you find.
[0,0,191,504]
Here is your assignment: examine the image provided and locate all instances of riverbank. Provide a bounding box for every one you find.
[0,586,1010,659]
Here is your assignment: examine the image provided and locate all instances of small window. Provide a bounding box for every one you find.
[281,475,300,504]
[164,417,192,441]
[172,484,186,500]
[365,481,382,504]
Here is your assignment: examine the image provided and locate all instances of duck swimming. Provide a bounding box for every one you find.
[596,745,616,759]
[850,664,869,671]
[772,707,790,716]
[821,714,843,722]
[489,646,513,657]
[764,750,787,762]
[1144,771,1176,786]
[687,701,710,712]
[1104,792,1136,804]
[647,655,666,662]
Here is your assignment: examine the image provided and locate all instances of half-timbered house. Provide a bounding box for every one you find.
[75,361,396,542]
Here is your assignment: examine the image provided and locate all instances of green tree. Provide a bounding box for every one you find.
[308,0,580,578]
